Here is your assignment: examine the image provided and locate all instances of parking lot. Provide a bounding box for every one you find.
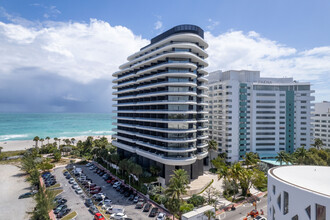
[53,166,93,219]
[72,163,153,220]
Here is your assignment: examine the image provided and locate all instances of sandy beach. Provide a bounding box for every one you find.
[0,135,112,152]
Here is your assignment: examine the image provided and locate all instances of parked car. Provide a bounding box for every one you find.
[110,213,127,219]
[89,206,99,215]
[69,178,75,184]
[75,188,83,194]
[85,198,93,207]
[57,198,67,205]
[133,196,139,203]
[143,203,151,212]
[72,183,79,189]
[66,174,71,179]
[63,171,69,176]
[57,207,71,218]
[135,202,144,209]
[54,204,67,214]
[149,207,159,217]
[157,212,166,220]
[94,213,105,220]
[90,189,102,194]
[86,162,92,167]
[129,194,135,201]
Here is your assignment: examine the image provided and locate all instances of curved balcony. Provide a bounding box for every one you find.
[197,126,208,131]
[114,71,197,89]
[122,51,207,74]
[112,141,136,153]
[196,118,208,122]
[197,93,208,98]
[113,110,197,114]
[127,33,208,62]
[114,54,200,82]
[114,91,197,101]
[197,77,208,82]
[196,151,208,160]
[197,143,208,148]
[136,141,196,153]
[113,101,197,107]
[112,135,135,144]
[120,42,207,70]
[113,81,197,95]
[197,85,208,90]
[115,116,197,124]
[197,135,208,140]
[114,123,197,133]
[135,148,197,166]
[198,69,207,75]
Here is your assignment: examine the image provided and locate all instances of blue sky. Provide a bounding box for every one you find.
[0,0,330,112]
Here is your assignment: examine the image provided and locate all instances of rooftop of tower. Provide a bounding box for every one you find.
[140,24,204,51]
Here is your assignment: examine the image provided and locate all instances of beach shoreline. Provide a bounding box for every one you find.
[0,135,112,152]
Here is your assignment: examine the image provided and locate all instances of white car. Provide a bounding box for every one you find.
[98,199,112,206]
[113,182,121,188]
[157,212,166,220]
[110,213,127,219]
[133,196,139,203]
[89,166,95,170]
[75,188,83,194]
[72,183,79,189]
[254,217,267,220]
[86,163,92,167]
[69,178,75,184]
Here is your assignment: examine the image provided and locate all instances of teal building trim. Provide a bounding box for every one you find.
[285,91,295,154]
[239,83,248,159]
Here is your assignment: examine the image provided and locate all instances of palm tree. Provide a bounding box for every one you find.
[243,152,260,167]
[275,151,291,166]
[204,210,215,220]
[294,146,308,164]
[165,169,190,201]
[33,136,40,148]
[58,138,61,146]
[207,140,218,168]
[54,137,58,147]
[0,146,3,154]
[312,138,324,150]
[71,138,76,145]
[39,138,44,147]
[216,164,229,181]
[150,165,161,176]
[45,137,50,145]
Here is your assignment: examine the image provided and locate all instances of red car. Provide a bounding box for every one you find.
[90,188,102,194]
[94,213,105,220]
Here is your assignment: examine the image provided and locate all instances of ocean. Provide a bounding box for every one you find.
[0,113,115,142]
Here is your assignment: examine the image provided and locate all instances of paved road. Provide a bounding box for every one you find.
[53,166,92,220]
[77,164,152,220]
[219,197,268,220]
[0,164,35,219]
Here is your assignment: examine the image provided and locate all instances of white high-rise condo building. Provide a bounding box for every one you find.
[112,25,209,185]
[206,70,314,162]
[312,101,330,149]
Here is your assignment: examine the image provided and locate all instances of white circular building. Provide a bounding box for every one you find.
[268,165,330,220]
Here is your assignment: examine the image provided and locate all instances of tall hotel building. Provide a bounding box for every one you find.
[112,25,209,184]
[312,101,330,149]
[206,70,314,162]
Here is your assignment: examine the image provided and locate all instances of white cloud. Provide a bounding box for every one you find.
[205,31,330,101]
[206,18,219,30]
[154,20,162,30]
[0,18,149,83]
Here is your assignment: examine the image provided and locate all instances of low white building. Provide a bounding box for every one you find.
[182,205,215,220]
[312,101,330,148]
[268,165,330,220]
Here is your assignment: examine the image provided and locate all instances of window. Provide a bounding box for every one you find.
[305,205,311,220]
[273,206,276,220]
[277,194,281,210]
[316,204,326,220]
[284,191,289,215]
[292,215,298,220]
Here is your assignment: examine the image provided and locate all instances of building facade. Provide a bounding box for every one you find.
[268,165,330,220]
[312,101,330,149]
[206,70,314,162]
[112,25,209,185]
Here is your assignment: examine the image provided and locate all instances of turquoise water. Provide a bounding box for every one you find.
[0,113,115,141]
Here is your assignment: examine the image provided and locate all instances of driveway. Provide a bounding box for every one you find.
[53,166,92,220]
[0,164,35,219]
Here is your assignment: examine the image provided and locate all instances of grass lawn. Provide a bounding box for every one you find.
[60,211,77,220]
[52,189,63,196]
[48,183,60,189]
